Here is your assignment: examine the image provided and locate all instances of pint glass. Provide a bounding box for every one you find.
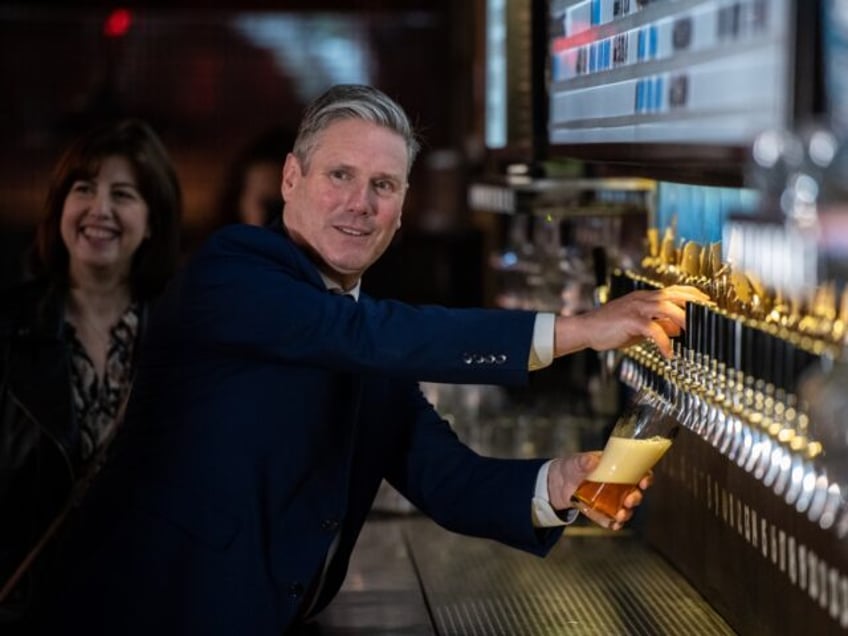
[572,388,679,527]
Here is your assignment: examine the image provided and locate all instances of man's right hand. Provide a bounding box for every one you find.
[552,285,711,359]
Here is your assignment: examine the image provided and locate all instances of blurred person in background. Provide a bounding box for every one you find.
[217,127,296,228]
[0,118,182,633]
[45,85,707,635]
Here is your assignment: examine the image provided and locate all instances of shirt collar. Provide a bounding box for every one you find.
[318,271,361,301]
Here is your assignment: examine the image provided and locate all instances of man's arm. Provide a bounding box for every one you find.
[553,285,710,359]
[387,385,563,557]
[183,226,539,386]
[530,285,710,369]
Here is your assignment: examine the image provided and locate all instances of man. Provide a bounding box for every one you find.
[47,85,708,635]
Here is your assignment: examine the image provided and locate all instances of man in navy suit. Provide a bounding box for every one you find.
[47,84,707,634]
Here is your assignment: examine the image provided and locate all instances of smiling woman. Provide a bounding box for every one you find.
[60,156,152,292]
[0,119,182,632]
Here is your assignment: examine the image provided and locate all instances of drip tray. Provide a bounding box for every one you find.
[403,518,735,635]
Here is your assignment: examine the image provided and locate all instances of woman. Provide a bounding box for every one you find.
[0,119,181,628]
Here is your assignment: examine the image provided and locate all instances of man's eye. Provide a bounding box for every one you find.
[330,170,351,182]
[374,180,398,195]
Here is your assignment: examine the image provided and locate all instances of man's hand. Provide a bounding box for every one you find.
[548,452,653,531]
[553,285,711,359]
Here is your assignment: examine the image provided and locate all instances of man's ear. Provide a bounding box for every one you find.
[281,153,300,201]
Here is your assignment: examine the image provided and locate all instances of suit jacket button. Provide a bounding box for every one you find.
[462,353,473,364]
[321,519,339,531]
[474,354,486,364]
[487,354,497,364]
[288,582,304,598]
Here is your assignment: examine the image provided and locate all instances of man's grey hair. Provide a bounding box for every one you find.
[292,84,420,176]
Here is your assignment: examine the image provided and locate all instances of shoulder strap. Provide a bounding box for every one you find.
[0,391,128,605]
[0,324,21,605]
[0,310,133,604]
[0,312,11,402]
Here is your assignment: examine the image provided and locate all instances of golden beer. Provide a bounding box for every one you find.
[573,435,673,522]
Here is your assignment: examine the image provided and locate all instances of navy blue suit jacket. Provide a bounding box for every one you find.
[48,224,563,634]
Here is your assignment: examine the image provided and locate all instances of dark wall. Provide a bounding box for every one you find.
[0,2,478,296]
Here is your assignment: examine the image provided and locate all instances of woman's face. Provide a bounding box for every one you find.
[60,155,151,284]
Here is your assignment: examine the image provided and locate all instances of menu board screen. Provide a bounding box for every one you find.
[547,0,793,150]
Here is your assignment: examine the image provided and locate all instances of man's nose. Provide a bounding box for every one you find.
[347,180,374,214]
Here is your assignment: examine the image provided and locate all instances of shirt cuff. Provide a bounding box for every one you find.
[531,460,579,527]
[529,313,556,371]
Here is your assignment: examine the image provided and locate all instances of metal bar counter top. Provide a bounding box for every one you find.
[300,514,735,635]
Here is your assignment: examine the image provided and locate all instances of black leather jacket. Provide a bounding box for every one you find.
[0,279,145,624]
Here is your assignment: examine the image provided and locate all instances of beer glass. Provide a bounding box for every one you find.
[572,388,679,527]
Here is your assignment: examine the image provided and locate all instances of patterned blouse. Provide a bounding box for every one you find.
[65,303,140,466]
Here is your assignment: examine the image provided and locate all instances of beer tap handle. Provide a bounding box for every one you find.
[742,320,755,379]
[772,333,787,392]
[707,304,718,362]
[733,317,744,372]
[714,308,727,368]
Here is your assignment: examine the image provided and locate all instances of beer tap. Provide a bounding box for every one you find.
[605,129,848,545]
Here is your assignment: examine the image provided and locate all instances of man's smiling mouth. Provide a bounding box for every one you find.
[336,226,370,237]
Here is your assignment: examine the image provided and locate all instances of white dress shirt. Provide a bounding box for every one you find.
[528,312,579,527]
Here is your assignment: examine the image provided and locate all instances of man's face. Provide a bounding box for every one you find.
[281,118,409,289]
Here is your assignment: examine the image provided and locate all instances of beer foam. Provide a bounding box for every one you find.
[587,436,672,484]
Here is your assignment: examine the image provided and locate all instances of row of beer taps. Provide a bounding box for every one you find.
[613,222,848,537]
[641,220,848,347]
[620,341,846,537]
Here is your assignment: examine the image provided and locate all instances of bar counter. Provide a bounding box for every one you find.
[302,513,735,635]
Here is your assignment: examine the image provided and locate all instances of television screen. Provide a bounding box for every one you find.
[545,0,801,179]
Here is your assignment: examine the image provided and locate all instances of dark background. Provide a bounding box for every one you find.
[0,1,488,303]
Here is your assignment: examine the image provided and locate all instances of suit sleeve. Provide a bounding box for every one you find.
[386,384,564,556]
[179,225,539,386]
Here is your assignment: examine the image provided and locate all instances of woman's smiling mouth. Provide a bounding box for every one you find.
[81,225,120,240]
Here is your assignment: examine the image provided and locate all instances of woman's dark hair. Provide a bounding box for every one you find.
[217,127,294,227]
[31,119,182,301]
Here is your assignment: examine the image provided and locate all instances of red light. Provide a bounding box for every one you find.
[104,9,132,38]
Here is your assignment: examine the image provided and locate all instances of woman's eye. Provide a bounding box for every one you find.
[70,181,93,194]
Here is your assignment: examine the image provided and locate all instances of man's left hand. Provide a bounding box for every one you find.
[547,452,653,531]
